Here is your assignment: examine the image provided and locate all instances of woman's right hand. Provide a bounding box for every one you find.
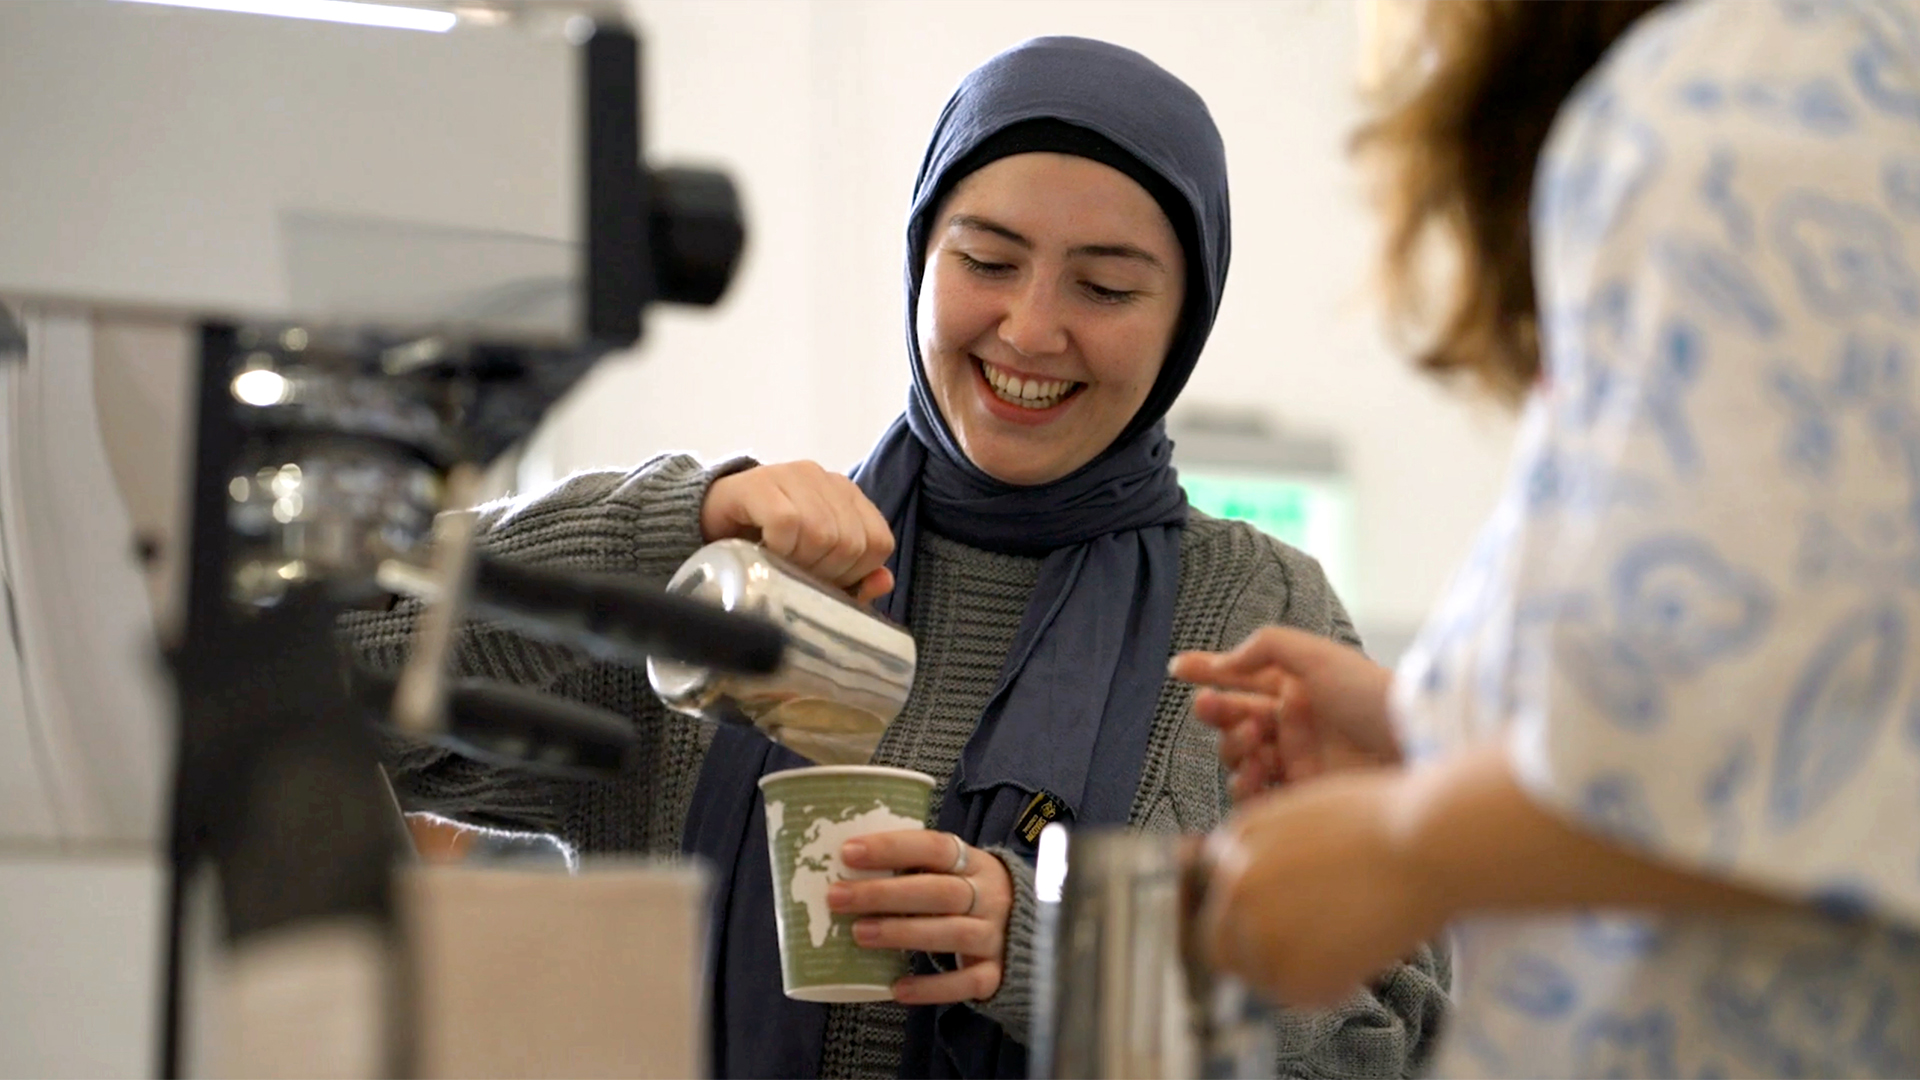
[700,461,897,604]
[1170,627,1400,801]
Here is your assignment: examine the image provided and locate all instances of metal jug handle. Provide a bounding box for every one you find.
[1179,833,1276,1079]
[1178,835,1219,1046]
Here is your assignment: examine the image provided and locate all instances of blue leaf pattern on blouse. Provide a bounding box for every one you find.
[1389,1,1920,1075]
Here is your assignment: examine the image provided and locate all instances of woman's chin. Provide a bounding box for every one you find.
[964,445,1077,487]
[949,405,1104,486]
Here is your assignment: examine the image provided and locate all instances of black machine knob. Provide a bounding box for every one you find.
[648,166,746,308]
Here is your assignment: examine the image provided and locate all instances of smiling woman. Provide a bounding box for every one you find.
[343,33,1446,1080]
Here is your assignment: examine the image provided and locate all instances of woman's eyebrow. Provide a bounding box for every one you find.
[1069,242,1163,269]
[949,214,1030,246]
[948,215,1165,270]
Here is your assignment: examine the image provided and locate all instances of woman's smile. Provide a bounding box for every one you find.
[973,356,1085,421]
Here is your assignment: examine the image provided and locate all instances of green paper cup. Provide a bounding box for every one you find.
[758,764,936,1003]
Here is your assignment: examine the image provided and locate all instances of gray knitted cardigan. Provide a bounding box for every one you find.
[341,454,1449,1079]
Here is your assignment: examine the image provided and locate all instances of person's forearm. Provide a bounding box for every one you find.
[1389,744,1792,920]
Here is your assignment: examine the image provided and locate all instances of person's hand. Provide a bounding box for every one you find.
[1170,626,1400,801]
[828,830,1014,1004]
[700,461,896,603]
[1200,769,1445,1007]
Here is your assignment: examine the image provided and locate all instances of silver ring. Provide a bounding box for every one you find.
[961,875,978,917]
[946,833,969,875]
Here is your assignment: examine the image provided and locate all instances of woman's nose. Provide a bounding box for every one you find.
[998,278,1069,358]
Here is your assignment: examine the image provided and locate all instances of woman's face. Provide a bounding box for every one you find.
[918,152,1186,486]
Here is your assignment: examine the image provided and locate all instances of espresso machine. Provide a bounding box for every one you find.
[0,1,782,1074]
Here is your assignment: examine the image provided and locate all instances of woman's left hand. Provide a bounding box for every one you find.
[1202,768,1448,1007]
[830,829,1014,1005]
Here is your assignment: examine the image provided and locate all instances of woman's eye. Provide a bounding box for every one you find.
[956,252,1014,276]
[1083,282,1139,304]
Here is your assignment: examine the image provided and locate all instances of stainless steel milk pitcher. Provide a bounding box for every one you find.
[646,539,916,764]
[1033,824,1274,1080]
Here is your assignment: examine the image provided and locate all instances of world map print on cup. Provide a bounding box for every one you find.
[758,764,936,1003]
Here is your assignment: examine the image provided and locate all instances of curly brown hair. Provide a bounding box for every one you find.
[1354,0,1670,406]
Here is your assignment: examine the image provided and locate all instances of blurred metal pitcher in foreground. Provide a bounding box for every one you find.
[1034,824,1275,1079]
[647,539,916,764]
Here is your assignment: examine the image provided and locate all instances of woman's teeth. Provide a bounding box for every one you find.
[980,360,1079,409]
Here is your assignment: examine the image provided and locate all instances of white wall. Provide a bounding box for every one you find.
[527,0,1520,644]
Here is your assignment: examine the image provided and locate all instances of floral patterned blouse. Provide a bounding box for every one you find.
[1393,1,1920,1075]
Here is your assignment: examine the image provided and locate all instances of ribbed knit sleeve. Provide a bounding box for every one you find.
[338,452,753,852]
[971,844,1040,1043]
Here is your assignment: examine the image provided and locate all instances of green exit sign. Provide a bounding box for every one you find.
[1180,469,1357,606]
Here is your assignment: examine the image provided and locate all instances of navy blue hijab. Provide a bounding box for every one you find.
[683,36,1230,1079]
